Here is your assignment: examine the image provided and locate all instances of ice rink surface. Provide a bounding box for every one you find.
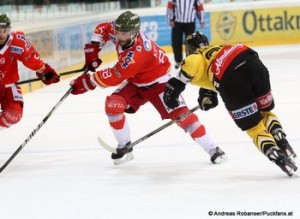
[1,45,300,219]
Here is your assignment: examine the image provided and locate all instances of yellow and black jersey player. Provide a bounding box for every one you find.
[163,31,297,177]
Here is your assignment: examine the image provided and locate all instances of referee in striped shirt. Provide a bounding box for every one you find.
[166,0,205,69]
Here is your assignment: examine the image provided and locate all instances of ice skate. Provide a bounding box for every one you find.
[210,147,227,164]
[272,128,297,159]
[111,141,134,165]
[266,147,297,177]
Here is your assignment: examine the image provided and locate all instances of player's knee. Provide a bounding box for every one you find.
[246,120,276,153]
[105,95,127,114]
[234,112,262,131]
[228,101,263,131]
[105,95,127,130]
[0,104,23,129]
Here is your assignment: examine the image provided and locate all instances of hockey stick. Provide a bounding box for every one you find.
[98,105,200,154]
[0,68,89,173]
[16,67,85,85]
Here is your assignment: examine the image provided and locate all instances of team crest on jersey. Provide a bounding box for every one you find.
[16,34,26,41]
[10,46,24,54]
[121,51,135,69]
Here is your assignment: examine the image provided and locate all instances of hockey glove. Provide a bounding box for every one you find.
[84,43,102,72]
[198,88,218,111]
[163,77,186,109]
[70,74,96,95]
[36,63,60,85]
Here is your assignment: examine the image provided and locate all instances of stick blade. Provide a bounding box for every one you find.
[97,137,117,154]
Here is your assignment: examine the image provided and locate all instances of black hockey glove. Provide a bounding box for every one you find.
[163,77,186,109]
[198,88,218,111]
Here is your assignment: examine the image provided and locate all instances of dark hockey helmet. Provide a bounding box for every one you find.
[115,11,141,34]
[0,13,11,28]
[185,31,209,55]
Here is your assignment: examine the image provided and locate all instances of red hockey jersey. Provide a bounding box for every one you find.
[0,31,44,85]
[90,21,171,88]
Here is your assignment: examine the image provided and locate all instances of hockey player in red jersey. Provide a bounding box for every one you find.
[0,13,60,131]
[163,31,297,176]
[70,11,227,165]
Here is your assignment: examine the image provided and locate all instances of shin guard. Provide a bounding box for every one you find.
[246,120,277,155]
[105,94,131,145]
[170,107,206,139]
[261,111,283,134]
[105,95,127,130]
[0,103,23,129]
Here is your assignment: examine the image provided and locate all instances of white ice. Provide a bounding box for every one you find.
[1,45,299,219]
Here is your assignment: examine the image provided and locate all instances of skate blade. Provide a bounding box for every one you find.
[286,149,297,160]
[289,153,297,160]
[286,169,295,177]
[284,163,297,177]
[113,152,134,165]
[214,154,227,164]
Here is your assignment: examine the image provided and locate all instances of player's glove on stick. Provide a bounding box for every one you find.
[198,88,218,111]
[163,77,186,109]
[70,74,96,95]
[36,63,60,85]
[84,43,102,72]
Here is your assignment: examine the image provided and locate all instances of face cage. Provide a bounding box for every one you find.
[186,44,198,56]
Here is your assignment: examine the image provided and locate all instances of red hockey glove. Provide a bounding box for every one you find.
[70,74,96,95]
[36,63,60,85]
[84,43,102,72]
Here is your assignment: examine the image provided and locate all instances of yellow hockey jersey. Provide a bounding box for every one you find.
[181,43,249,91]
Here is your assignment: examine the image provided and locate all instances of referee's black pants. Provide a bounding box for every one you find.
[171,22,195,63]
